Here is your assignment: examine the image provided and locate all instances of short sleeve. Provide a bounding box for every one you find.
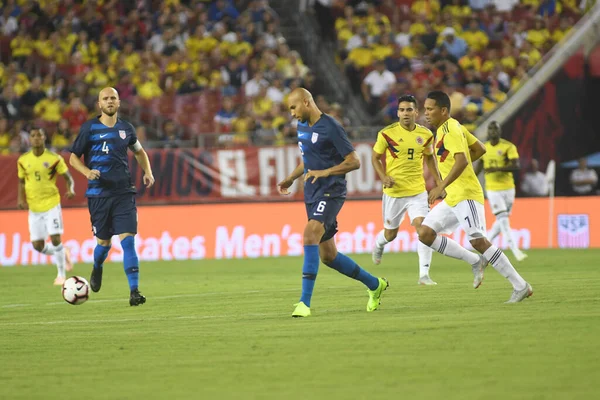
[128,124,138,147]
[463,126,477,146]
[507,143,519,160]
[422,130,434,156]
[69,126,89,157]
[373,131,387,154]
[17,158,25,179]
[56,155,69,175]
[444,121,467,156]
[329,119,354,157]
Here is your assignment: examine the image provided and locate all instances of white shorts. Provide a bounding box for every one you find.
[422,199,487,240]
[28,204,64,242]
[487,188,515,215]
[382,192,429,229]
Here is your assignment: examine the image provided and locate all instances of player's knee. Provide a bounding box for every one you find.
[97,238,111,247]
[303,222,324,245]
[320,251,337,265]
[470,237,490,253]
[495,211,509,220]
[50,235,61,246]
[32,241,45,252]
[384,229,398,241]
[417,225,435,245]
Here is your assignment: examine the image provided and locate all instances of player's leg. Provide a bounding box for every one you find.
[46,205,71,284]
[457,200,532,302]
[407,192,436,285]
[112,195,145,306]
[372,194,406,265]
[417,201,483,268]
[502,189,527,261]
[488,190,526,260]
[88,198,112,293]
[28,210,61,285]
[292,217,325,317]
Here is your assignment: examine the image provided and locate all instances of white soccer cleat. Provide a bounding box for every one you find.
[418,276,437,285]
[472,254,488,289]
[372,245,384,265]
[505,283,533,303]
[513,249,528,262]
[53,276,66,286]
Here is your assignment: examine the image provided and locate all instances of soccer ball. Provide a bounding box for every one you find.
[62,276,90,305]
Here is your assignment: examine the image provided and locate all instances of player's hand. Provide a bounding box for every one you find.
[277,177,295,195]
[17,200,27,210]
[65,190,75,199]
[382,176,395,188]
[304,169,330,184]
[143,173,155,188]
[428,185,445,204]
[86,169,101,180]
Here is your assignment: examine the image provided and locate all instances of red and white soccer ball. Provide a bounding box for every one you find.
[62,276,90,305]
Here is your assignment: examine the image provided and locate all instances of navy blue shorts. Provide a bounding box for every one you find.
[305,197,345,243]
[88,194,137,240]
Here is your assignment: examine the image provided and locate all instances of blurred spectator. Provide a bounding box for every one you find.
[214,97,237,133]
[1,7,18,36]
[160,120,184,148]
[521,159,549,196]
[34,91,62,123]
[438,27,468,60]
[570,158,598,195]
[362,60,396,116]
[19,76,45,119]
[51,120,73,151]
[245,71,269,98]
[62,97,89,133]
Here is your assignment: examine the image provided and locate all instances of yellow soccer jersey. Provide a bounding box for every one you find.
[435,118,484,206]
[17,150,68,212]
[373,122,434,198]
[482,139,519,191]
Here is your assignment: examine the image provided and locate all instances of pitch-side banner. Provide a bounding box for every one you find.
[1,197,598,266]
[0,143,419,208]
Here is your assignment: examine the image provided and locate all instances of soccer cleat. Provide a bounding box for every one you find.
[129,289,146,306]
[372,244,384,265]
[53,276,66,286]
[472,254,488,289]
[513,249,528,262]
[90,267,103,293]
[65,248,73,272]
[292,301,311,318]
[366,277,389,312]
[505,283,533,303]
[418,275,437,285]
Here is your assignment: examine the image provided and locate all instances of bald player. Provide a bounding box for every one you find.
[278,88,388,318]
[69,87,155,306]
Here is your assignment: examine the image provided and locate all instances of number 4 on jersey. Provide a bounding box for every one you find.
[102,141,109,154]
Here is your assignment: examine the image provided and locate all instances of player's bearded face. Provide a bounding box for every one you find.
[99,98,120,116]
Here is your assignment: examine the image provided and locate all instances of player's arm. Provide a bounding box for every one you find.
[305,151,360,183]
[69,153,100,180]
[61,171,75,198]
[17,178,27,209]
[132,145,155,188]
[487,158,519,173]
[469,140,486,162]
[372,149,395,188]
[423,141,443,186]
[277,161,305,195]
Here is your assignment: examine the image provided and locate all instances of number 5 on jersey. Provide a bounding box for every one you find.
[102,141,109,154]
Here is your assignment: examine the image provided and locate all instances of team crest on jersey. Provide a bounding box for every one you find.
[416,136,424,145]
[311,132,318,143]
[43,162,49,168]
[497,150,503,155]
[119,130,127,139]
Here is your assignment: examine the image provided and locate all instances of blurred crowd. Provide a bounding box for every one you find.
[0,0,339,153]
[312,0,589,124]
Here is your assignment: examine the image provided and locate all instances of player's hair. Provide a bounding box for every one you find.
[426,91,451,113]
[397,95,418,108]
[489,121,501,130]
[30,127,45,136]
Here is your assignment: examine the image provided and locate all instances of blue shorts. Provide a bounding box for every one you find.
[305,197,345,243]
[88,194,137,240]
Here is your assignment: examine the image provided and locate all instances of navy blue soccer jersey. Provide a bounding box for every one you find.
[297,114,355,204]
[70,117,138,197]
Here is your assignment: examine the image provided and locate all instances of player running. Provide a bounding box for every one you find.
[17,127,75,285]
[69,87,154,306]
[371,95,441,285]
[418,91,532,303]
[475,121,527,261]
[278,88,388,318]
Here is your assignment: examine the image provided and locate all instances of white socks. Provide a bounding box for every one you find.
[375,230,388,248]
[483,245,526,290]
[488,220,502,241]
[417,241,433,277]
[430,235,480,265]
[38,243,66,278]
[496,214,521,254]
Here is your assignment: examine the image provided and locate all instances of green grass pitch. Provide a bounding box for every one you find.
[1,249,599,399]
